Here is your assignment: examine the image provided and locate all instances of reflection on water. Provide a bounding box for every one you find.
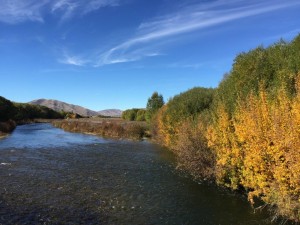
[0,124,292,224]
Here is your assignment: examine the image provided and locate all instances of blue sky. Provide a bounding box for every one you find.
[1,0,300,111]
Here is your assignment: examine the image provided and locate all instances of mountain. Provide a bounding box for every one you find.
[29,99,98,117]
[29,99,120,117]
[98,109,123,117]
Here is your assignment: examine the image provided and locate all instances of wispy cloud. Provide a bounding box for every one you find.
[51,0,79,22]
[83,0,120,14]
[59,51,87,66]
[0,0,121,24]
[51,0,120,23]
[96,0,300,66]
[99,46,163,66]
[0,0,47,24]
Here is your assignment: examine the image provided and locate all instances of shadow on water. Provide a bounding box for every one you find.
[0,124,295,225]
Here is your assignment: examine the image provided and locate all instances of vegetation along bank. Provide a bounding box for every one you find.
[146,35,300,222]
[0,96,64,136]
[52,118,148,140]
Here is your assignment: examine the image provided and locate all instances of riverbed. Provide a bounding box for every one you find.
[0,123,291,224]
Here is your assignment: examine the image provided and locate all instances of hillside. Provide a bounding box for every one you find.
[98,109,122,117]
[1,96,64,136]
[29,99,122,117]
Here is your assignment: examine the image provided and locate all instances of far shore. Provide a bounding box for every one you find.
[0,118,150,141]
[52,118,149,141]
[0,134,8,139]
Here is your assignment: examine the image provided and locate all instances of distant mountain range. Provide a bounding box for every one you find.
[29,99,122,117]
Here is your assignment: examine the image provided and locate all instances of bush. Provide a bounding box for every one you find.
[136,109,146,121]
[52,119,147,140]
[153,87,214,148]
[175,119,215,180]
[0,120,16,134]
[208,76,300,221]
[122,109,139,121]
[215,35,300,115]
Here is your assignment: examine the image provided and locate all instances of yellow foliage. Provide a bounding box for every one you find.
[208,74,300,221]
[153,104,184,148]
[207,104,241,189]
[154,73,300,221]
[236,85,300,221]
[153,105,171,147]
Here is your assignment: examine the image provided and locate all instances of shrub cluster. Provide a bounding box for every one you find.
[122,108,147,121]
[52,119,147,140]
[0,120,16,135]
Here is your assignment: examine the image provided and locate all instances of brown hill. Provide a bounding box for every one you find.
[98,109,122,117]
[29,99,95,117]
[29,99,122,117]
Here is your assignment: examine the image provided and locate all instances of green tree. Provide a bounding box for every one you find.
[136,109,146,121]
[0,96,17,121]
[215,34,300,115]
[146,92,164,122]
[122,109,139,121]
[153,87,214,147]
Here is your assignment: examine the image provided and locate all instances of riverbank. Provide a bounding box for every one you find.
[0,133,8,139]
[0,120,16,138]
[52,118,149,140]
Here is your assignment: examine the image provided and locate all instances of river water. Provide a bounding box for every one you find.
[0,123,291,225]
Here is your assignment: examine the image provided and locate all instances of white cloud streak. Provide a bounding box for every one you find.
[59,52,87,66]
[83,0,120,14]
[0,0,48,24]
[51,0,79,22]
[96,0,300,66]
[0,0,120,24]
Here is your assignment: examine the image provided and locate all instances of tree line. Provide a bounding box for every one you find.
[122,92,164,122]
[0,96,65,134]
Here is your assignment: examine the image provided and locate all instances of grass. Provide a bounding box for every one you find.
[52,118,149,140]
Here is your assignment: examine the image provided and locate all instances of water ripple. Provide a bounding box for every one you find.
[0,123,291,225]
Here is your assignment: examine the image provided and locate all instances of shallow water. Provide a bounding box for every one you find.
[0,123,292,224]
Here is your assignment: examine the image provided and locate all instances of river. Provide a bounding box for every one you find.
[0,123,291,225]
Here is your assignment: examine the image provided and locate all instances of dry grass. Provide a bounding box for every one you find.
[52,118,148,140]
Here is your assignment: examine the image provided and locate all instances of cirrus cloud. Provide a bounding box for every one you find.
[95,0,300,66]
[0,0,121,24]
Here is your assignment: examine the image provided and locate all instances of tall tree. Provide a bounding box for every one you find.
[146,92,164,121]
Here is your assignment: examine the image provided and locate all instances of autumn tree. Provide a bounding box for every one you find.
[154,87,214,148]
